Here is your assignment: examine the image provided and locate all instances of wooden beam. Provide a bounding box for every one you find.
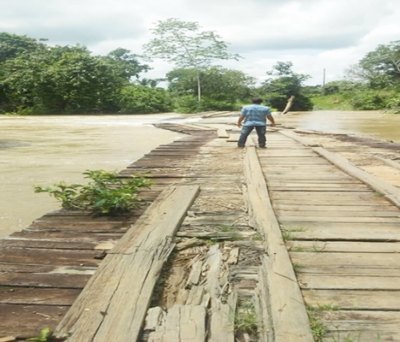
[55,185,200,342]
[244,147,313,341]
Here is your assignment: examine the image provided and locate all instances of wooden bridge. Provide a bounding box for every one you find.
[0,113,400,341]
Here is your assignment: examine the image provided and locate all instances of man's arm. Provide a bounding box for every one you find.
[237,114,245,127]
[267,113,276,126]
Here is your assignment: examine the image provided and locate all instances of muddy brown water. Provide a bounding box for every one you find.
[0,110,399,238]
[0,114,185,238]
[280,110,400,143]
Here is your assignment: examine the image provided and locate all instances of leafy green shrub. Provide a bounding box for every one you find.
[198,98,237,111]
[350,91,385,110]
[117,84,172,113]
[34,170,151,215]
[172,95,200,113]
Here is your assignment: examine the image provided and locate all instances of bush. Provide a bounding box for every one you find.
[34,170,151,216]
[172,95,200,113]
[350,91,385,110]
[198,98,237,111]
[117,85,172,113]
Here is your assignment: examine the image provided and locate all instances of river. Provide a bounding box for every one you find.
[1,110,399,238]
[279,110,400,143]
[0,114,186,238]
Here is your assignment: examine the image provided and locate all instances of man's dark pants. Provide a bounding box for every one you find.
[238,125,266,147]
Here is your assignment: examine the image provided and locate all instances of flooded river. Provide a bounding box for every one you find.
[0,114,184,238]
[0,110,399,238]
[280,110,400,143]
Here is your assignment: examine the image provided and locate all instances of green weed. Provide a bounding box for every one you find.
[35,169,151,216]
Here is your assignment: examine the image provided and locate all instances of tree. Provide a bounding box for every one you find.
[167,66,254,104]
[103,48,149,83]
[261,61,313,111]
[143,18,240,103]
[350,41,400,89]
[0,32,44,63]
[0,34,150,114]
[117,84,172,113]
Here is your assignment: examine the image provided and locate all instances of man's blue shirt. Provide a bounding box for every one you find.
[241,104,271,126]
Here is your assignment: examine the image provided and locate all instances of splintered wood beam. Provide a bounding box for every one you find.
[55,185,200,342]
[244,147,313,342]
[147,305,206,341]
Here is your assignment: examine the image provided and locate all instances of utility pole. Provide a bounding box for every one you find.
[322,68,326,87]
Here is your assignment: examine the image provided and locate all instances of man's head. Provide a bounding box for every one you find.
[251,98,263,104]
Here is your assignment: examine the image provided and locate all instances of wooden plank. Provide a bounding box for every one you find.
[293,265,400,277]
[313,147,400,207]
[244,146,313,341]
[0,304,69,339]
[277,208,400,218]
[271,192,391,205]
[279,216,400,223]
[148,305,206,341]
[0,287,80,305]
[55,185,199,342]
[287,241,400,253]
[303,289,400,310]
[274,204,397,211]
[0,238,96,250]
[321,310,400,340]
[0,273,90,288]
[291,252,400,268]
[270,186,370,192]
[282,222,400,241]
[205,244,236,342]
[0,248,100,267]
[297,274,400,290]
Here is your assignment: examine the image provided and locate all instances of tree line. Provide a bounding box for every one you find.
[0,19,399,114]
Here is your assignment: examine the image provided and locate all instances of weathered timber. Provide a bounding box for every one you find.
[281,130,400,207]
[55,185,199,342]
[147,305,207,341]
[243,146,313,341]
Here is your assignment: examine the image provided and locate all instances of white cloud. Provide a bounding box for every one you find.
[1,0,399,85]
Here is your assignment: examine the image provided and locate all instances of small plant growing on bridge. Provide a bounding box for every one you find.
[34,170,151,216]
[235,298,258,339]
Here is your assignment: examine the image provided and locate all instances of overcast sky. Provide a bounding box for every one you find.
[1,0,399,85]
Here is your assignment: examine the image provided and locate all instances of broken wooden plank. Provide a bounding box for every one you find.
[55,185,199,342]
[147,305,206,342]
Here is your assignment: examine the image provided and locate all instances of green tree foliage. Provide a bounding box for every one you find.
[0,32,43,63]
[104,48,150,83]
[117,84,172,113]
[143,18,240,103]
[353,40,400,89]
[0,33,150,114]
[167,67,254,112]
[261,61,313,111]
